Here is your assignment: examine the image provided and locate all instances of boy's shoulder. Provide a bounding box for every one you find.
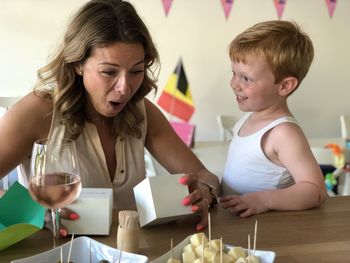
[269,117,306,143]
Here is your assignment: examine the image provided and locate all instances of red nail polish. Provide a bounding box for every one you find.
[192,205,199,212]
[179,176,188,184]
[196,225,204,231]
[70,213,80,220]
[182,196,190,206]
[59,229,67,237]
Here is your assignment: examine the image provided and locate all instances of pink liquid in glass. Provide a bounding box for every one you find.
[29,172,82,209]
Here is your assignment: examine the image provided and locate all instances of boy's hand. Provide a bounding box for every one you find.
[220,192,269,217]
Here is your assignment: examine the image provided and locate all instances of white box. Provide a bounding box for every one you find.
[133,174,193,227]
[61,188,113,235]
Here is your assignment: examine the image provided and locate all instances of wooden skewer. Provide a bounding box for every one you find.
[248,234,251,263]
[253,220,257,256]
[201,235,204,263]
[170,238,174,263]
[89,239,92,263]
[208,212,212,250]
[220,237,223,263]
[67,233,74,263]
[117,241,123,263]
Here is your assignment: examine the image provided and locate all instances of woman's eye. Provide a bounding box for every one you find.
[131,70,144,75]
[102,71,116,76]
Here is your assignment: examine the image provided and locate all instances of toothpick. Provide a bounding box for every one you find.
[248,234,251,263]
[67,233,74,263]
[201,235,204,263]
[89,239,92,263]
[253,220,257,256]
[220,237,223,263]
[208,212,211,250]
[118,241,123,263]
[170,238,174,263]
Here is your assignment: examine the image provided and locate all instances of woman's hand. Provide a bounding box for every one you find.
[220,192,269,217]
[44,208,80,237]
[179,173,214,231]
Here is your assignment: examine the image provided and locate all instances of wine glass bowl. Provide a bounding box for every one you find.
[28,138,81,247]
[29,171,81,209]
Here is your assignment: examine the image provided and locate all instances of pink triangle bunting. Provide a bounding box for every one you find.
[325,0,337,18]
[221,0,234,20]
[274,0,287,20]
[161,0,173,16]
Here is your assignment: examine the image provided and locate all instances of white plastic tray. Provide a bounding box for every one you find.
[11,236,148,263]
[151,235,275,263]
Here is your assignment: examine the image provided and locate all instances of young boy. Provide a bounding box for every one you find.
[220,20,327,217]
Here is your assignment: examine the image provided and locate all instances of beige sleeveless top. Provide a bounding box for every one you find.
[21,100,147,210]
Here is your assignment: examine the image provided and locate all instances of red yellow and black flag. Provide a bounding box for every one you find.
[157,59,195,122]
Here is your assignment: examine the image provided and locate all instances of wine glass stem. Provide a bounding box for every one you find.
[51,208,60,248]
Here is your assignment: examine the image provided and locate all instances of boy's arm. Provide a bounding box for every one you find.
[263,122,328,210]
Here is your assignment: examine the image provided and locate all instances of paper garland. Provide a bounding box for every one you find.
[161,0,173,16]
[325,0,337,18]
[161,0,337,20]
[221,0,234,20]
[274,0,287,20]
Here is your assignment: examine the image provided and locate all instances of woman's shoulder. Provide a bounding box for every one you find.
[11,92,53,138]
[18,92,53,116]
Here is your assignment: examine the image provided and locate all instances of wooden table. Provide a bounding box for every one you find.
[2,195,350,262]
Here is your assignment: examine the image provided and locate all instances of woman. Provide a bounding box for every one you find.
[0,0,219,234]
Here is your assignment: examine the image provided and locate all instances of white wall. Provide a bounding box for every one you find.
[1,0,350,141]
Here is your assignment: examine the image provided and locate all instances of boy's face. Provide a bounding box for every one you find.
[230,54,282,113]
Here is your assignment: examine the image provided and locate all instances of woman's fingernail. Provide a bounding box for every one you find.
[196,224,204,231]
[69,213,80,220]
[59,229,68,237]
[179,176,188,184]
[192,205,199,212]
[182,196,190,206]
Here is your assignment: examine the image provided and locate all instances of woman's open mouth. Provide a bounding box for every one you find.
[108,101,124,110]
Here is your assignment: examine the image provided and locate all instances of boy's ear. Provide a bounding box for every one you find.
[278,76,299,96]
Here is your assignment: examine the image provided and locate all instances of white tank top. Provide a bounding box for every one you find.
[221,113,297,195]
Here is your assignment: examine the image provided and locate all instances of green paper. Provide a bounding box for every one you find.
[0,181,46,250]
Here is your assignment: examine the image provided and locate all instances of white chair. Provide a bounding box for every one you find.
[311,147,336,195]
[0,96,22,190]
[144,149,157,177]
[0,96,21,109]
[217,114,235,141]
[312,146,350,196]
[340,115,350,142]
[311,147,334,166]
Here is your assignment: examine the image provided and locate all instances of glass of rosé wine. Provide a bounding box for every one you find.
[28,138,81,247]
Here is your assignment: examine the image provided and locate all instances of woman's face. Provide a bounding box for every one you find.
[81,42,145,119]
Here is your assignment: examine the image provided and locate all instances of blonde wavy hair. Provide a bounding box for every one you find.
[34,0,159,139]
[229,20,314,91]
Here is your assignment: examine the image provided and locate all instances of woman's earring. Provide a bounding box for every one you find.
[79,71,83,76]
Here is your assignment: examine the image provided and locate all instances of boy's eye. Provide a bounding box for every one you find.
[243,76,250,82]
